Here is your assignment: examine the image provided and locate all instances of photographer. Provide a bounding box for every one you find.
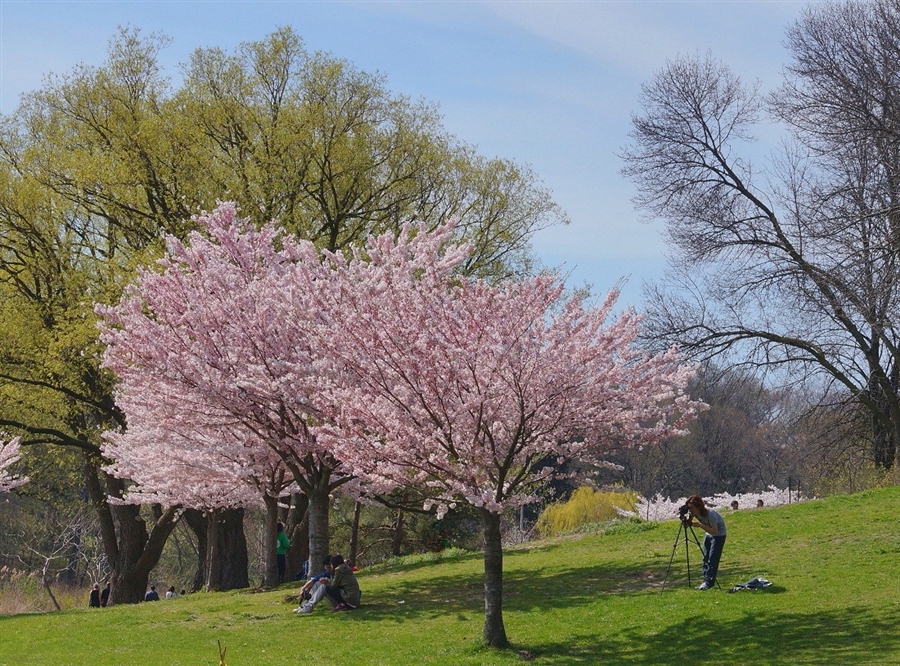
[684,494,726,590]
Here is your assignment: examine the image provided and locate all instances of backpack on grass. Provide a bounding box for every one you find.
[727,577,772,593]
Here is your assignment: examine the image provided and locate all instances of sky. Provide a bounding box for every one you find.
[0,0,813,309]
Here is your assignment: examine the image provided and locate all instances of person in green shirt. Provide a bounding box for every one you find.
[276,522,291,583]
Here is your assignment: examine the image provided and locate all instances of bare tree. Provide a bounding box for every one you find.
[622,0,900,469]
[1,505,106,611]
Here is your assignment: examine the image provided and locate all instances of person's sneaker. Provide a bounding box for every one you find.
[296,604,313,614]
[332,603,349,612]
[696,581,712,590]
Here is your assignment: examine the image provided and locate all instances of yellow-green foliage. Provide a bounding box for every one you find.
[535,487,638,537]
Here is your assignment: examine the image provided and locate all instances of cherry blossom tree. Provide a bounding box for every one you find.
[311,229,703,648]
[99,202,700,646]
[98,203,350,584]
[0,436,27,492]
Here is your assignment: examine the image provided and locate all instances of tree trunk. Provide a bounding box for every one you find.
[285,493,308,580]
[348,500,362,565]
[206,510,222,592]
[218,508,249,590]
[262,494,280,587]
[183,509,208,593]
[391,508,405,557]
[205,508,249,591]
[481,509,508,649]
[106,501,180,604]
[84,458,180,605]
[43,578,61,612]
[306,480,331,578]
[867,363,898,469]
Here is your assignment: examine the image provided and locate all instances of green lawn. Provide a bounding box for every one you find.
[1,487,897,665]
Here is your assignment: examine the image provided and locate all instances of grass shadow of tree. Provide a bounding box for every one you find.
[529,605,900,665]
[336,559,676,624]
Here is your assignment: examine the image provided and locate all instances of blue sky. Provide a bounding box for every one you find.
[0,1,811,308]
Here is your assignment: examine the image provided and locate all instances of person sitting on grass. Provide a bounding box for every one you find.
[294,555,362,615]
[293,555,334,614]
[325,554,361,611]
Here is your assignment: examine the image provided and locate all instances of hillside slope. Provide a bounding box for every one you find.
[0,486,897,665]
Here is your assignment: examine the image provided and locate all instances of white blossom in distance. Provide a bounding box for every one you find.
[624,486,811,522]
[0,437,28,493]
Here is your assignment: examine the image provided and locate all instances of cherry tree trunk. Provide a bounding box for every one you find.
[205,508,249,591]
[481,509,508,649]
[306,482,330,578]
[391,508,405,557]
[262,494,280,587]
[348,500,362,565]
[183,509,208,593]
[285,493,309,580]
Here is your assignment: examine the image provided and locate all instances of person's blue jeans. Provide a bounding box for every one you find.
[702,534,726,584]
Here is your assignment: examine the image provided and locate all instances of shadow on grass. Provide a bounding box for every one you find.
[529,605,900,665]
[325,543,787,624]
[327,558,679,624]
[301,562,899,665]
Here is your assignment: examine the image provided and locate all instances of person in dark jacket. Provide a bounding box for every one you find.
[325,554,361,611]
[89,583,101,608]
[144,585,160,601]
[100,581,111,607]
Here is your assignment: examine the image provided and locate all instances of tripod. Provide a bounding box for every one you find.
[661,519,718,591]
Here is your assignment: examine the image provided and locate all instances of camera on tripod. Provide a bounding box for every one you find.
[662,502,704,591]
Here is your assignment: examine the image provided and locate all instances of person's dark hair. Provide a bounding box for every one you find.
[277,521,284,532]
[322,555,332,566]
[330,554,345,567]
[686,494,709,517]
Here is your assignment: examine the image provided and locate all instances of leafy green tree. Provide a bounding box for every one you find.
[0,25,566,601]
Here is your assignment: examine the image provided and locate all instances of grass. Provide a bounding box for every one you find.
[0,486,898,665]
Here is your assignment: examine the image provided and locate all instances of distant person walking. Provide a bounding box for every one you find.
[144,585,160,601]
[100,581,111,607]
